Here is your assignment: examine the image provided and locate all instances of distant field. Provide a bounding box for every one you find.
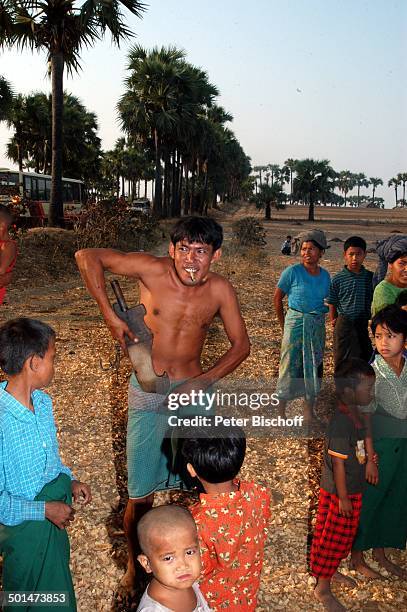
[271,204,407,225]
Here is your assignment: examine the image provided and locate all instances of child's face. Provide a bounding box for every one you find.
[353,374,375,406]
[344,246,365,272]
[138,524,201,591]
[34,339,56,388]
[374,323,405,360]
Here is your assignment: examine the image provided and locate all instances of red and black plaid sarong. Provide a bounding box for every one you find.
[310,487,362,578]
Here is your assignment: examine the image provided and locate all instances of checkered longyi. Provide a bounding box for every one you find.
[310,487,362,579]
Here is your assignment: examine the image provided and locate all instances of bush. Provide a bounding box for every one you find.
[74,198,160,251]
[232,217,266,247]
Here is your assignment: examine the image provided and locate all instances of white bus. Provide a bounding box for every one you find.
[0,168,85,224]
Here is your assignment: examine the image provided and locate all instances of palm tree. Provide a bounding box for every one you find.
[253,165,267,186]
[369,177,383,207]
[255,183,285,220]
[267,164,280,186]
[0,75,13,122]
[7,92,101,180]
[355,173,370,207]
[293,159,336,221]
[336,170,356,207]
[397,172,407,206]
[284,158,297,205]
[388,176,401,207]
[0,0,145,226]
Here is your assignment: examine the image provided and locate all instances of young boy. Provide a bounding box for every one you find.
[281,235,292,255]
[328,236,373,371]
[0,204,17,306]
[182,425,271,612]
[136,505,211,611]
[310,358,376,611]
[0,318,91,611]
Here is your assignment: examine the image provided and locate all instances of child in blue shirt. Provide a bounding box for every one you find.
[0,317,91,611]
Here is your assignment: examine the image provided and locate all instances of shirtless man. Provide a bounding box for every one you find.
[75,216,250,593]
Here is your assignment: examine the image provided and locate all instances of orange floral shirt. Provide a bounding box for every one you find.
[191,481,271,611]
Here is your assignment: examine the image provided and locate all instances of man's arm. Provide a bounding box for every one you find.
[194,279,250,389]
[273,287,286,329]
[75,248,157,349]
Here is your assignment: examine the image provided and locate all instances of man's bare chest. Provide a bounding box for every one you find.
[140,285,218,332]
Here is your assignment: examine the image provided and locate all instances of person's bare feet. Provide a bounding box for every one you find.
[332,571,357,587]
[350,559,383,579]
[373,549,407,579]
[314,579,347,611]
[350,550,383,579]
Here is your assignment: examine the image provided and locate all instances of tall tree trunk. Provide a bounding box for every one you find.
[50,52,64,227]
[290,171,293,205]
[308,195,315,221]
[184,164,190,215]
[144,180,148,198]
[190,165,196,213]
[153,129,162,216]
[177,154,183,217]
[43,140,48,174]
[163,149,170,218]
[171,149,178,217]
[201,165,209,215]
[121,175,125,196]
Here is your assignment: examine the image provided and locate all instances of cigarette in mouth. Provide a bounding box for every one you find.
[190,271,196,282]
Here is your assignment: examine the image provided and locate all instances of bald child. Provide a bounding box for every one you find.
[137,505,211,612]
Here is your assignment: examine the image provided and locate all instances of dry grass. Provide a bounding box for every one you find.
[1,209,406,611]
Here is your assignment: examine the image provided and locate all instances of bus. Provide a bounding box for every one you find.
[0,168,85,225]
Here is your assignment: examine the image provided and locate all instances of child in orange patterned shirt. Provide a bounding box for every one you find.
[182,425,271,612]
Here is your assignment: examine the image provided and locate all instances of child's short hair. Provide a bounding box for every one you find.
[371,305,407,338]
[0,317,55,375]
[182,425,246,483]
[0,204,13,228]
[286,235,291,240]
[343,236,367,252]
[170,216,223,252]
[395,290,407,309]
[334,358,375,396]
[137,505,196,556]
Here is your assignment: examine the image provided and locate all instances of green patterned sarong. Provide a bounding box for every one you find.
[277,308,326,401]
[127,375,212,499]
[0,473,76,612]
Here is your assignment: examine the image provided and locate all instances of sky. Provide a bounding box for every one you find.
[1,0,406,207]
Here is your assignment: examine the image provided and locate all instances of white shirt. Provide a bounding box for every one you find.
[137,582,211,612]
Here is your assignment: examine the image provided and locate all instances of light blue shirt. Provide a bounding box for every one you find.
[0,382,73,526]
[277,263,331,313]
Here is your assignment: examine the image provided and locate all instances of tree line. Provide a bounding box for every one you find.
[252,161,407,221]
[0,1,251,224]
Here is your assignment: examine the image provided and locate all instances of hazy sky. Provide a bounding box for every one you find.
[1,0,406,206]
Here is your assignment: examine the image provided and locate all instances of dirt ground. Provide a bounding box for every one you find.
[1,204,407,611]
